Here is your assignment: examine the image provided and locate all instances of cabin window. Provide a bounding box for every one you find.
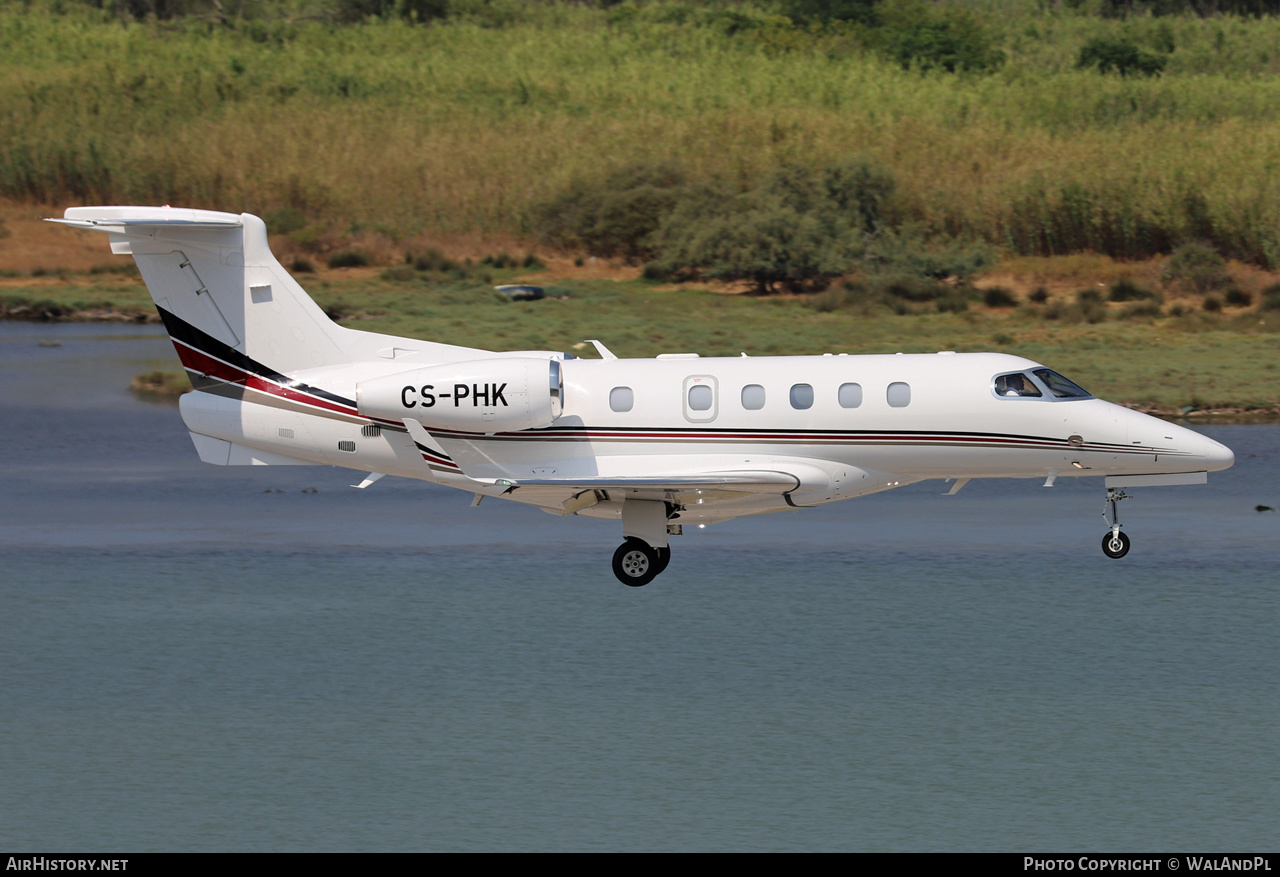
[887,382,911,408]
[610,387,634,412]
[741,384,765,410]
[683,375,718,422]
[790,383,814,410]
[994,372,1042,398]
[838,383,863,409]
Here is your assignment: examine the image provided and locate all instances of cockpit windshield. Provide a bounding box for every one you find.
[1032,368,1092,399]
[994,372,1042,397]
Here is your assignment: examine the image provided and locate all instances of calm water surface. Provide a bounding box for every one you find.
[1,323,1277,850]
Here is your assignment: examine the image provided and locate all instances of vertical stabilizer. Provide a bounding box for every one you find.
[54,206,353,375]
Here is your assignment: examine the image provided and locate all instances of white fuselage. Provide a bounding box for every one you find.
[178,348,1233,525]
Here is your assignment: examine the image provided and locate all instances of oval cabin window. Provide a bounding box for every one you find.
[838,383,863,409]
[610,387,634,412]
[688,384,713,411]
[887,382,911,408]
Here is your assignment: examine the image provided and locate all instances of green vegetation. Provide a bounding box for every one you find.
[4,269,1278,412]
[3,1,1279,414]
[10,0,1280,272]
[1077,36,1167,76]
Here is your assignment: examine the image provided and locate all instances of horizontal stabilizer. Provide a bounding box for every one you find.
[48,206,243,231]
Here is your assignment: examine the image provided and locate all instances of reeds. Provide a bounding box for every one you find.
[7,3,1280,262]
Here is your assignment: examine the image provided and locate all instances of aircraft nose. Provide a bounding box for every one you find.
[1202,436,1235,472]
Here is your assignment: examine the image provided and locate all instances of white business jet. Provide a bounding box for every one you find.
[53,206,1235,586]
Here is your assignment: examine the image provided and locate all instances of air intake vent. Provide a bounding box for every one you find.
[278,427,295,439]
[337,441,356,453]
[361,424,381,437]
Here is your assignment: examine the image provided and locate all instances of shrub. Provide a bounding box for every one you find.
[876,0,1005,74]
[1163,243,1229,294]
[1051,289,1109,323]
[876,274,952,302]
[265,208,307,236]
[535,161,689,262]
[862,227,994,282]
[1203,295,1223,312]
[327,250,370,269]
[1028,286,1050,304]
[412,248,459,272]
[1077,38,1166,77]
[290,255,316,273]
[783,0,878,26]
[380,266,417,282]
[1108,277,1156,301]
[645,158,897,294]
[1260,284,1280,312]
[983,286,1018,308]
[337,0,450,24]
[1120,301,1164,320]
[1225,287,1253,307]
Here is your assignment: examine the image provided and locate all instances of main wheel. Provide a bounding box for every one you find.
[612,538,660,587]
[1101,530,1131,559]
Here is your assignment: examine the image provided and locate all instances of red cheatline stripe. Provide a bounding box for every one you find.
[174,338,357,419]
[430,426,1063,447]
[174,336,449,457]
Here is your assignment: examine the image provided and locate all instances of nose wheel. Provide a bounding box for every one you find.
[611,538,671,587]
[1102,530,1131,559]
[1101,487,1132,559]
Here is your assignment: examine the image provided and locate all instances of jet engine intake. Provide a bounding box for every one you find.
[358,358,563,433]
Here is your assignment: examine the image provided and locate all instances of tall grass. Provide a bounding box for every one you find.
[7,2,1280,261]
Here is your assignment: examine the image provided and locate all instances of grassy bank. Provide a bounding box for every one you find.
[8,3,1280,264]
[6,266,1277,414]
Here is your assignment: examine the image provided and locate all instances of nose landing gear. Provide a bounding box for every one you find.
[1101,487,1132,559]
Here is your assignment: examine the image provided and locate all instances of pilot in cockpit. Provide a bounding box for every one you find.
[996,373,1040,397]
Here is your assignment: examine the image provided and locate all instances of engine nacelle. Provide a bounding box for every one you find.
[357,358,563,433]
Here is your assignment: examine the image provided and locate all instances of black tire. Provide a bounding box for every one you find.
[653,545,671,576]
[1101,530,1131,559]
[612,539,659,587]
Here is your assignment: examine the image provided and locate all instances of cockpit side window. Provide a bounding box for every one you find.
[1032,368,1092,399]
[994,372,1042,398]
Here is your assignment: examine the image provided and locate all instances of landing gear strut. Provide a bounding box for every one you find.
[612,537,668,587]
[1101,487,1132,559]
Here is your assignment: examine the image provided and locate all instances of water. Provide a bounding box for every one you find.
[1,323,1277,850]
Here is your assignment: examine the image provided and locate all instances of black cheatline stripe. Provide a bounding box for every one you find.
[157,306,357,410]
[516,423,1128,445]
[450,424,1170,453]
[415,442,459,467]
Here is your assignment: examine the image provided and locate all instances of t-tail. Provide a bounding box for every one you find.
[50,206,483,376]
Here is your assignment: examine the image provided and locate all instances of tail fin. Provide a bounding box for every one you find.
[52,206,358,375]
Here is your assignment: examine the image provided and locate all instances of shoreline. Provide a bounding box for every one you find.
[10,304,1276,424]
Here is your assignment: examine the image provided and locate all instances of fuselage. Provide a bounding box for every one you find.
[178,347,1233,524]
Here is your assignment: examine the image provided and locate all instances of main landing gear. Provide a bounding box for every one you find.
[610,498,678,587]
[1101,487,1132,559]
[611,537,672,587]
